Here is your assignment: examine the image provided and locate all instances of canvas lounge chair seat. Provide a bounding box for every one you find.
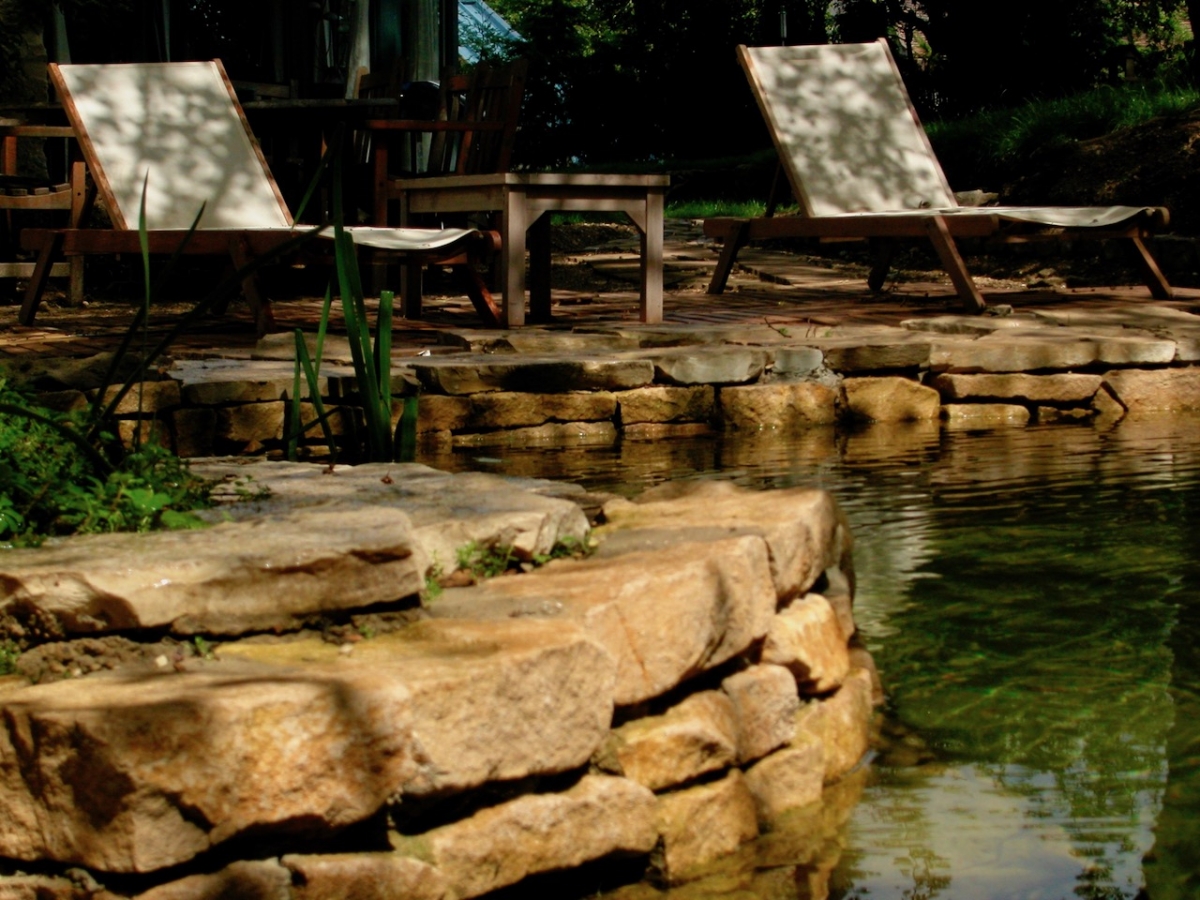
[18,60,499,335]
[705,40,1172,312]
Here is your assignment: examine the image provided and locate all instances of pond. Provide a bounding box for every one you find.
[431,414,1200,900]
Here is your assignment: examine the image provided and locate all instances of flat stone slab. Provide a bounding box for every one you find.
[0,504,428,638]
[430,535,776,705]
[409,356,655,394]
[597,480,853,603]
[168,358,355,405]
[932,372,1103,403]
[931,328,1178,372]
[186,460,590,574]
[0,618,615,872]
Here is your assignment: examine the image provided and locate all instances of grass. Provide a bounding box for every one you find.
[929,79,1200,183]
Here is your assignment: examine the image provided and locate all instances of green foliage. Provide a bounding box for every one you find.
[0,639,18,676]
[929,80,1200,186]
[192,636,214,660]
[0,381,213,545]
[422,557,445,604]
[456,541,516,579]
[531,535,596,566]
[285,140,418,464]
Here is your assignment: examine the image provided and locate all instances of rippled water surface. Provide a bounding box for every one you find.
[432,416,1200,900]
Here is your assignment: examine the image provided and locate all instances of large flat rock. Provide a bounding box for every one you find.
[408,356,654,395]
[597,480,853,603]
[392,774,657,899]
[0,505,428,638]
[0,619,615,872]
[429,535,776,705]
[187,461,590,574]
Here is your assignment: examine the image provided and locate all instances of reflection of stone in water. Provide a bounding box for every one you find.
[840,420,939,465]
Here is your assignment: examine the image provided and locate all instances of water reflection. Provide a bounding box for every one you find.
[430,415,1200,900]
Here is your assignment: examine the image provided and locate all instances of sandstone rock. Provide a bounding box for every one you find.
[655,771,759,884]
[170,408,217,458]
[754,765,868,870]
[743,733,825,823]
[185,462,590,577]
[1092,383,1126,424]
[91,381,181,415]
[282,853,450,900]
[595,690,738,791]
[451,421,617,447]
[842,377,940,422]
[170,358,337,405]
[599,480,853,603]
[0,873,108,900]
[722,664,800,764]
[794,667,874,783]
[0,505,428,639]
[618,385,714,424]
[771,346,825,378]
[418,391,617,433]
[216,402,286,444]
[941,403,1031,427]
[1103,367,1200,413]
[219,620,617,798]
[132,860,291,900]
[718,382,837,430]
[648,347,768,385]
[411,357,654,395]
[431,536,776,705]
[931,372,1102,403]
[762,595,851,694]
[394,775,657,899]
[931,329,1176,372]
[0,619,613,872]
[816,335,931,372]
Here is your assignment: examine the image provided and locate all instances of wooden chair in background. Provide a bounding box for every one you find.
[1,120,87,305]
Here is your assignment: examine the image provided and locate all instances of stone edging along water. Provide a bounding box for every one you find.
[16,305,1200,459]
[0,462,875,900]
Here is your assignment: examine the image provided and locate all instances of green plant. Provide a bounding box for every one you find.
[285,141,419,463]
[0,639,18,676]
[192,636,214,660]
[531,535,596,566]
[422,557,445,603]
[1,180,321,547]
[456,541,516,579]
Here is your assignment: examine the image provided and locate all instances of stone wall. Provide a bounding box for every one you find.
[14,308,1200,459]
[0,466,878,900]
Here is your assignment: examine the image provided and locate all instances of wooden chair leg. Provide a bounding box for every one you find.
[456,264,502,327]
[1129,235,1173,300]
[707,220,751,295]
[923,215,987,313]
[19,232,63,325]
[228,233,276,336]
[401,261,423,320]
[868,238,896,292]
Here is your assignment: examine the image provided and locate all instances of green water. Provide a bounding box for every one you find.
[434,416,1200,900]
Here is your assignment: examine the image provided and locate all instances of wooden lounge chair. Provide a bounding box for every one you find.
[705,40,1172,312]
[18,60,497,334]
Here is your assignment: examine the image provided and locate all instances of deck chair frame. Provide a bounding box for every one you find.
[705,40,1172,312]
[19,60,498,334]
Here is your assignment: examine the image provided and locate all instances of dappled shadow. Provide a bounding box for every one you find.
[745,42,956,216]
[58,62,291,230]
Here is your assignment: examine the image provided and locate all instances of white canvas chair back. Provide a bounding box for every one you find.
[52,61,293,231]
[741,40,958,217]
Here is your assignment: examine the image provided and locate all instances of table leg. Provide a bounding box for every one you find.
[528,212,552,323]
[502,187,527,327]
[640,187,664,324]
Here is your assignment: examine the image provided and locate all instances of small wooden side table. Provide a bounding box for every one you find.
[391,172,669,327]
